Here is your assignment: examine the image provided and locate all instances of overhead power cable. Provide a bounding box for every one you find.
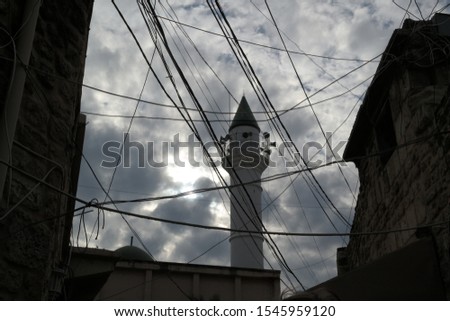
[264,0,357,207]
[139,0,279,272]
[0,117,433,236]
[207,1,312,289]
[0,54,380,118]
[17,44,158,262]
[3,158,448,238]
[1,124,448,238]
[3,156,448,239]
[0,166,58,222]
[155,14,380,63]
[128,0,279,276]
[97,66,155,255]
[208,0,351,237]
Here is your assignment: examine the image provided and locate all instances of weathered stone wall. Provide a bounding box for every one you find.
[0,0,93,300]
[346,47,450,295]
[0,0,26,106]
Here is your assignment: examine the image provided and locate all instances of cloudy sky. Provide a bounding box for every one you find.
[75,0,449,293]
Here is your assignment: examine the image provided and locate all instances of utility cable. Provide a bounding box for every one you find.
[208,1,351,286]
[0,166,57,221]
[264,0,356,207]
[154,13,380,63]
[140,0,278,271]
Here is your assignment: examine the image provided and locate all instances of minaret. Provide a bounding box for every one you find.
[221,96,271,269]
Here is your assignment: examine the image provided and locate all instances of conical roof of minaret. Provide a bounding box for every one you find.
[229,96,260,131]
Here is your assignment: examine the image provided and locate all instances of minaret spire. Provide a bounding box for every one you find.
[229,96,259,131]
[221,96,271,269]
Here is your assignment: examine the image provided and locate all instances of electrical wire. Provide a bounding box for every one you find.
[414,0,425,20]
[5,1,449,296]
[155,1,231,133]
[393,0,421,20]
[2,157,448,243]
[0,27,18,209]
[2,159,448,239]
[255,1,359,264]
[139,0,448,284]
[140,3,237,230]
[207,0,310,288]
[139,0,280,273]
[208,0,348,232]
[87,130,449,207]
[207,1,353,286]
[155,13,380,63]
[93,65,155,252]
[427,0,441,20]
[0,53,382,118]
[15,43,158,264]
[112,0,261,298]
[263,192,323,284]
[0,166,57,221]
[1,122,449,238]
[264,0,357,208]
[159,0,238,105]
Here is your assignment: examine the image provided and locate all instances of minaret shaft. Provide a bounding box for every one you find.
[228,167,265,268]
[222,97,269,269]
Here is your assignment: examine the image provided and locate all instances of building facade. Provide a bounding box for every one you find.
[343,14,450,297]
[69,246,281,301]
[0,0,93,299]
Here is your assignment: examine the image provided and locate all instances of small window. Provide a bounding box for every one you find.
[375,100,397,165]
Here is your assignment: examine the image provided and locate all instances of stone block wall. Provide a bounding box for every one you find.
[0,0,93,300]
[346,49,450,295]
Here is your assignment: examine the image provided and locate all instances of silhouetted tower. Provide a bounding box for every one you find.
[221,96,272,269]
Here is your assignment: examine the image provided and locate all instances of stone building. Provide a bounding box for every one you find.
[342,13,450,297]
[0,0,93,299]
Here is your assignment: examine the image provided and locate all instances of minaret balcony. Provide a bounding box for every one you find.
[221,142,270,172]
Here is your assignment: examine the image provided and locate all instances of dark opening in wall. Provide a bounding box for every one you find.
[375,100,397,165]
